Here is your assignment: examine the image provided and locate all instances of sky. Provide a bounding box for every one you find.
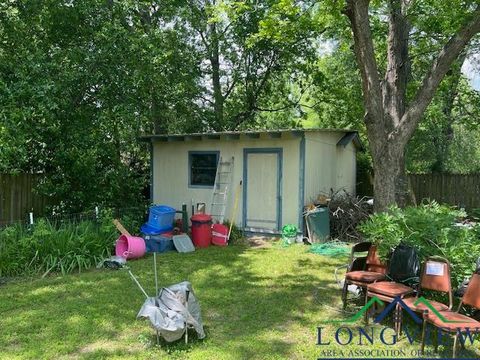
[462,54,480,90]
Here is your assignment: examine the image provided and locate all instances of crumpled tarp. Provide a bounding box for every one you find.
[136,281,205,342]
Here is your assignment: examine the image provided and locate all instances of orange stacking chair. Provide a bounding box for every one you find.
[421,273,480,358]
[403,257,453,312]
[342,242,387,309]
[365,245,419,333]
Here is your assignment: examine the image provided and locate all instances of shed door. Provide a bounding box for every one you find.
[243,149,282,232]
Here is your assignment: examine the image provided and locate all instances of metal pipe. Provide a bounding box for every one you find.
[182,203,188,233]
[153,252,159,296]
[128,270,149,299]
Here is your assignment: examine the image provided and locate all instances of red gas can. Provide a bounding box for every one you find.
[190,214,212,247]
[212,223,228,246]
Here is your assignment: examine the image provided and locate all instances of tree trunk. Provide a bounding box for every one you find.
[370,138,408,211]
[210,14,224,128]
[344,0,480,212]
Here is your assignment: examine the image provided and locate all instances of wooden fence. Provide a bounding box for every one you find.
[0,174,51,225]
[409,173,480,209]
[357,173,480,209]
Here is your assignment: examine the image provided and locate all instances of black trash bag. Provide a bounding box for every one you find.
[388,244,420,285]
[454,257,480,298]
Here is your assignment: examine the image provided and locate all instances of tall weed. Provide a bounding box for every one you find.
[0,210,139,277]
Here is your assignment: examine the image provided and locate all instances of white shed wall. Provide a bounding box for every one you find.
[335,141,357,195]
[152,135,301,229]
[303,132,357,204]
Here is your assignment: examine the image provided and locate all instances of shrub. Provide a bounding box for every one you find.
[222,221,244,244]
[358,201,480,286]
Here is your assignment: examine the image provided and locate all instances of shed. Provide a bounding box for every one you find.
[141,128,362,234]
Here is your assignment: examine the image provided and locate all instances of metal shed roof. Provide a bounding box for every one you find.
[140,128,364,151]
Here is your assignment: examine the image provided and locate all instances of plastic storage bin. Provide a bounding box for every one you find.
[144,234,175,253]
[146,205,176,232]
[305,207,330,242]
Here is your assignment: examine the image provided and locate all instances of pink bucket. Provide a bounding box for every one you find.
[115,234,146,259]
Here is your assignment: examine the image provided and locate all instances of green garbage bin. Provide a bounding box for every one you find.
[305,207,330,243]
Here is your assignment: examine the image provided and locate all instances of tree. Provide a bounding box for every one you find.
[184,0,322,130]
[343,0,480,211]
[0,0,203,212]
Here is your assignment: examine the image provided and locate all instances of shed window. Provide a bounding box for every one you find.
[189,152,219,187]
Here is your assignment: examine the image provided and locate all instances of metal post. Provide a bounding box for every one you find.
[185,289,190,344]
[154,261,160,347]
[182,203,188,233]
[153,252,158,296]
[29,212,34,225]
[127,270,149,299]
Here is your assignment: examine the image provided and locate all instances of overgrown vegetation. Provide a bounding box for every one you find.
[359,202,480,286]
[0,209,145,277]
[222,221,244,245]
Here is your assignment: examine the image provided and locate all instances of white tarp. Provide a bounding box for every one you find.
[136,281,205,342]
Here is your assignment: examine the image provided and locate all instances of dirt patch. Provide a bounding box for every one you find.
[247,236,278,248]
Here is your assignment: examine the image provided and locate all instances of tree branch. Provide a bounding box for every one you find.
[383,0,410,126]
[254,83,312,113]
[223,77,237,101]
[230,52,279,129]
[344,0,386,153]
[196,27,210,52]
[397,5,480,143]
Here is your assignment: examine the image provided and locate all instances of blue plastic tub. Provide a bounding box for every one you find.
[140,222,173,235]
[144,234,175,253]
[147,205,175,232]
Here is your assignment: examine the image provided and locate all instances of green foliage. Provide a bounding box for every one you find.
[359,202,480,286]
[0,208,146,277]
[0,219,111,277]
[0,0,203,212]
[406,75,480,174]
[222,221,244,244]
[302,1,480,175]
[1,0,479,218]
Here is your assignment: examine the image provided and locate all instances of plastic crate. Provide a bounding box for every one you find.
[147,205,175,232]
[144,234,175,253]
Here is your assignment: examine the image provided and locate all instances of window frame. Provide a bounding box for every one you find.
[188,150,220,188]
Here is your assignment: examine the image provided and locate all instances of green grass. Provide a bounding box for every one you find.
[0,243,479,359]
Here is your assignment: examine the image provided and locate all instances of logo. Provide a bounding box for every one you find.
[374,296,422,324]
[317,296,480,359]
[324,296,464,324]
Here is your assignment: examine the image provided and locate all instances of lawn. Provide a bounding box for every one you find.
[1,242,478,359]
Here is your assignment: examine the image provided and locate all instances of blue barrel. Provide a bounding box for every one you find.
[146,205,175,232]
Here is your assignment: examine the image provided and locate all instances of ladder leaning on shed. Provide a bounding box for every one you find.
[209,156,234,224]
